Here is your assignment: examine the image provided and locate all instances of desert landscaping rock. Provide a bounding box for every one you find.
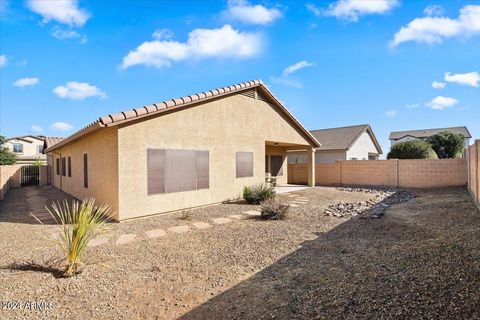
[326,188,416,218]
[288,204,300,207]
[88,237,109,247]
[212,217,232,225]
[191,222,211,229]
[115,233,137,245]
[145,229,167,238]
[167,225,191,234]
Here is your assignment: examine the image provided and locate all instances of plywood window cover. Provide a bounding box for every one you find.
[236,151,254,178]
[147,148,209,195]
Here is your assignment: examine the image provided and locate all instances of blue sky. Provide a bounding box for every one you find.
[1,0,479,154]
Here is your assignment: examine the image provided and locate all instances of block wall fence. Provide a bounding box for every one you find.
[467,140,480,208]
[288,158,468,189]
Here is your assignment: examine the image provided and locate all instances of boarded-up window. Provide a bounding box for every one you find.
[147,149,165,195]
[236,152,254,178]
[61,157,66,176]
[196,151,209,189]
[147,149,209,195]
[271,155,283,176]
[68,157,72,177]
[56,158,60,175]
[83,154,88,188]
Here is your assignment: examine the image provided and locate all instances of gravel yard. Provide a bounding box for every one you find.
[1,186,479,319]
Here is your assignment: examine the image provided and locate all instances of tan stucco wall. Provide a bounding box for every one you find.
[117,94,312,219]
[346,131,379,160]
[50,128,119,220]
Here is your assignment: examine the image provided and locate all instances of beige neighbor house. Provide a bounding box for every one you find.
[389,126,472,149]
[45,80,321,221]
[288,124,382,164]
[4,135,47,164]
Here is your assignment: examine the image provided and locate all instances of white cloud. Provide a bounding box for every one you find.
[325,0,398,21]
[152,28,174,40]
[444,71,479,87]
[122,25,262,69]
[405,103,421,109]
[385,110,397,117]
[31,125,43,133]
[224,0,282,25]
[432,81,446,89]
[13,77,39,87]
[26,0,89,27]
[270,76,303,89]
[50,122,73,131]
[283,60,315,76]
[425,96,458,110]
[305,3,322,17]
[390,5,480,47]
[424,5,444,17]
[53,81,107,100]
[51,26,87,43]
[0,54,6,67]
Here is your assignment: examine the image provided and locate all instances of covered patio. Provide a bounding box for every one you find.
[265,141,316,187]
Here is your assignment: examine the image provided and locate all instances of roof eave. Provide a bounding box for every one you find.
[45,122,103,153]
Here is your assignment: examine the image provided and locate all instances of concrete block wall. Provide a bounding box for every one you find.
[0,165,22,201]
[467,140,479,207]
[288,159,468,189]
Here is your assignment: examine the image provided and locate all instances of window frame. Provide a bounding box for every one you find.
[12,143,23,154]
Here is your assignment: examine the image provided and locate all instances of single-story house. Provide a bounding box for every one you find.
[4,135,47,164]
[45,80,320,221]
[288,124,382,164]
[389,126,471,149]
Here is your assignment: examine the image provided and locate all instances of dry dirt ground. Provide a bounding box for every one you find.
[0,186,479,319]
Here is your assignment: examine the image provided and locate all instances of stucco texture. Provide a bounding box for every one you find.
[50,128,119,220]
[116,93,313,219]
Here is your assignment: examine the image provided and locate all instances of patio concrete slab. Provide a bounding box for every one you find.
[168,225,191,234]
[115,234,137,245]
[274,185,310,194]
[212,217,232,224]
[192,222,211,229]
[88,237,109,247]
[145,229,167,238]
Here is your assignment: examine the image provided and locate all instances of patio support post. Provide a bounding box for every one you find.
[307,148,316,187]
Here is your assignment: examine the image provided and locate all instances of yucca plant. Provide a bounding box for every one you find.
[46,198,111,277]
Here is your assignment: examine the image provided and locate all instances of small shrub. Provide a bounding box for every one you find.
[178,210,192,220]
[46,198,111,277]
[260,198,290,220]
[387,140,438,159]
[243,183,275,205]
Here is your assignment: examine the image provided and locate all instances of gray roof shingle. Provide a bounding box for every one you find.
[310,124,382,154]
[389,126,471,140]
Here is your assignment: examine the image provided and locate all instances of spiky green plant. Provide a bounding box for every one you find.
[243,183,275,205]
[47,198,111,277]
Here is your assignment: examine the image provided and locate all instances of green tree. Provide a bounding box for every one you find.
[387,140,438,160]
[426,131,465,159]
[0,135,16,165]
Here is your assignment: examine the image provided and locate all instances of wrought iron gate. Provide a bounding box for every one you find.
[21,165,40,187]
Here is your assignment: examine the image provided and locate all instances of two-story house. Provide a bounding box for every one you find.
[5,135,47,164]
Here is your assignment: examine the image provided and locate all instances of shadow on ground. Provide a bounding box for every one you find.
[181,187,480,319]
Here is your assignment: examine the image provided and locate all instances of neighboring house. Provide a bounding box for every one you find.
[288,124,383,164]
[4,135,47,164]
[389,126,471,149]
[45,80,320,221]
